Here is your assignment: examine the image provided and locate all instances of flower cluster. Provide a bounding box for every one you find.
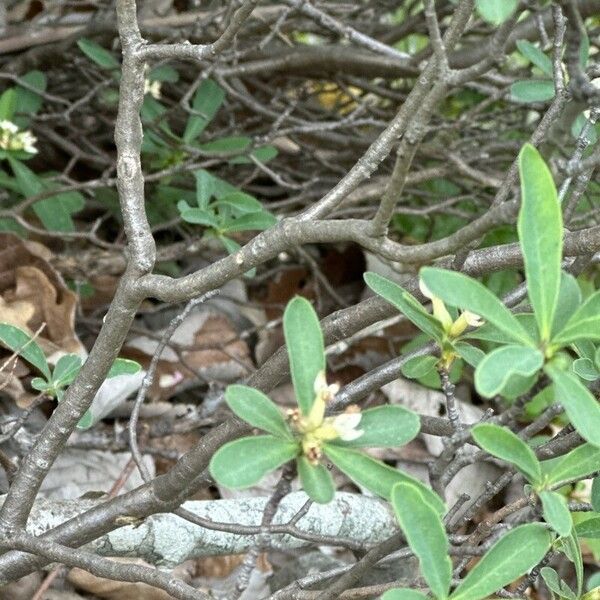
[0,120,37,154]
[144,79,162,99]
[288,371,363,464]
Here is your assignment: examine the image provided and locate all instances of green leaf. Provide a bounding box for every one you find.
[574,517,600,539]
[297,456,334,504]
[449,524,552,600]
[540,491,572,537]
[283,297,325,415]
[225,384,291,439]
[560,531,584,596]
[511,80,555,103]
[593,476,600,512]
[199,136,250,155]
[546,367,600,448]
[8,159,83,232]
[179,205,220,229]
[323,445,445,513]
[209,435,298,488]
[194,169,217,209]
[542,443,600,487]
[474,345,543,398]
[33,191,85,232]
[420,268,532,345]
[221,211,277,233]
[51,354,83,387]
[472,424,542,484]
[9,156,42,197]
[553,290,600,345]
[230,145,279,164]
[107,358,141,378]
[77,38,120,70]
[382,591,429,600]
[452,341,485,368]
[476,0,518,24]
[331,405,420,449]
[572,358,599,381]
[0,323,50,379]
[551,273,582,338]
[391,482,452,599]
[541,566,577,600]
[364,272,444,342]
[516,40,553,77]
[401,354,438,379]
[183,79,225,142]
[0,89,16,121]
[518,144,562,342]
[14,71,47,125]
[464,313,538,345]
[31,377,53,393]
[213,192,263,214]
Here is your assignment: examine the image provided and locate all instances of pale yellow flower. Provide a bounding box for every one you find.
[419,278,484,337]
[291,371,362,464]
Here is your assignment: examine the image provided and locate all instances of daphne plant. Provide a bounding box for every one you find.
[209,296,444,506]
[365,144,600,447]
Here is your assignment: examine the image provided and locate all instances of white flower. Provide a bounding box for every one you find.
[0,120,19,134]
[19,131,38,154]
[0,120,37,154]
[462,310,484,328]
[144,79,162,99]
[331,411,363,441]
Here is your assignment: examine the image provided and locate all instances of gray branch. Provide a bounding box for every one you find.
[0,492,395,572]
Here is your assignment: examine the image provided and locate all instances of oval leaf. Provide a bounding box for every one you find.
[511,80,555,103]
[476,0,518,24]
[283,297,325,415]
[542,443,600,487]
[51,354,83,387]
[593,476,600,512]
[297,456,334,504]
[364,272,444,342]
[516,40,553,77]
[0,323,50,379]
[574,517,600,539]
[323,444,445,514]
[474,345,543,398]
[449,524,552,600]
[539,490,572,537]
[221,211,277,233]
[546,367,600,448]
[391,482,452,599]
[209,435,298,488]
[518,144,562,342]
[554,290,600,345]
[331,405,420,449]
[225,384,291,439]
[472,423,541,484]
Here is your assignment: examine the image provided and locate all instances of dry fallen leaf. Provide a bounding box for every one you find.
[0,234,85,406]
[68,558,194,600]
